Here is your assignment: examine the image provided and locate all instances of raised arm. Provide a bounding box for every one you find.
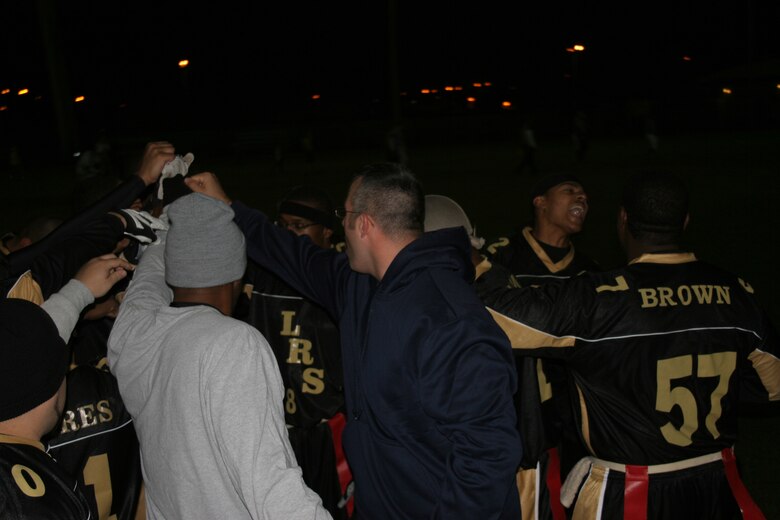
[41,254,133,342]
[185,172,348,318]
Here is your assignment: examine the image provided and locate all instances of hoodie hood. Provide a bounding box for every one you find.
[378,227,474,296]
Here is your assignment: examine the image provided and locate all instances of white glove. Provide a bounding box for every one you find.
[158,152,194,200]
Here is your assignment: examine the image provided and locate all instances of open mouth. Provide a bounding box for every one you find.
[569,204,587,219]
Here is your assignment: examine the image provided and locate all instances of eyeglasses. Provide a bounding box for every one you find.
[275,219,320,231]
[334,207,361,219]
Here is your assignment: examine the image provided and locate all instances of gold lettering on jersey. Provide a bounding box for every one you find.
[656,352,736,446]
[79,404,98,427]
[677,285,692,305]
[302,368,325,394]
[639,285,732,308]
[280,310,301,337]
[738,278,754,294]
[60,401,114,433]
[286,338,314,365]
[11,464,45,497]
[596,275,629,293]
[278,311,330,399]
[285,388,297,414]
[486,237,510,256]
[691,285,714,303]
[61,410,78,433]
[97,400,114,422]
[658,287,676,307]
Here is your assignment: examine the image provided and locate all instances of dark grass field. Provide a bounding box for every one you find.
[2,124,780,516]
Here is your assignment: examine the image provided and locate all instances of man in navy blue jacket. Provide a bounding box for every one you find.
[186,164,522,519]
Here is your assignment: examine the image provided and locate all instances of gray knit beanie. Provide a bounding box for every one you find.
[164,193,247,288]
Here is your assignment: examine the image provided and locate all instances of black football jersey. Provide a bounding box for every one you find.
[237,261,351,519]
[487,226,599,287]
[46,365,142,520]
[240,261,345,428]
[477,252,780,465]
[0,434,92,519]
[483,228,599,472]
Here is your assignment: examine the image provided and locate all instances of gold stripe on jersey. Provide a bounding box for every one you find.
[5,270,43,304]
[629,252,697,265]
[0,433,46,453]
[523,227,576,273]
[474,257,492,281]
[487,308,576,349]
[748,349,780,400]
[516,467,537,520]
[596,275,629,293]
[474,257,522,288]
[576,383,595,454]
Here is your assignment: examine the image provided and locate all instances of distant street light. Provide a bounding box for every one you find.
[178,59,189,69]
[567,44,586,111]
[18,88,29,96]
[74,95,85,103]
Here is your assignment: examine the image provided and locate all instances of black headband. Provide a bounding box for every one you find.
[530,173,584,201]
[278,201,335,229]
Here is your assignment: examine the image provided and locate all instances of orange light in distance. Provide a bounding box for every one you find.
[178,59,189,68]
[74,95,85,103]
[722,88,732,95]
[311,94,321,100]
[1,89,9,95]
[0,106,7,111]
[502,101,512,108]
[18,88,29,96]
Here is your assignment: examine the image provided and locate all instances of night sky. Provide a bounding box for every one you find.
[2,1,780,142]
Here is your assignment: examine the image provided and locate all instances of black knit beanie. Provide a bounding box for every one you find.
[0,298,68,421]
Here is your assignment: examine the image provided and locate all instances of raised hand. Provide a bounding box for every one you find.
[136,141,176,186]
[184,172,232,205]
[75,254,135,298]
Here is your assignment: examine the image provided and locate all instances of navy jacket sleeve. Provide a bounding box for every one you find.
[232,200,350,319]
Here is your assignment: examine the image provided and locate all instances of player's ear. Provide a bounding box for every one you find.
[359,212,374,239]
